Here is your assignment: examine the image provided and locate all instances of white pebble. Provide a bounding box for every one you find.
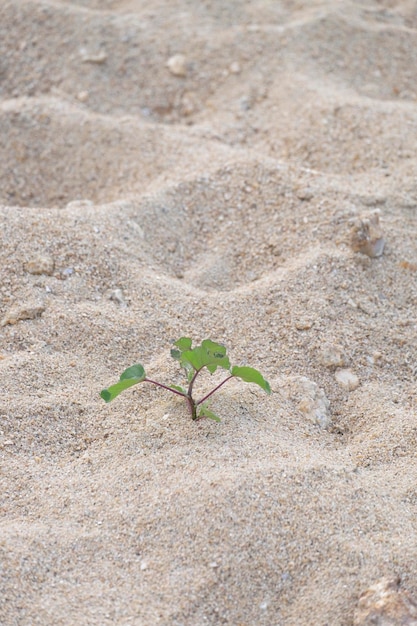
[319,343,348,369]
[335,368,360,391]
[166,54,187,77]
[281,376,332,429]
[229,61,241,74]
[24,255,55,276]
[108,288,127,307]
[80,49,107,64]
[77,90,89,102]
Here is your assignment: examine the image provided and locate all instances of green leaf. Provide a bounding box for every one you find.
[120,364,146,381]
[170,347,181,360]
[175,337,193,351]
[171,337,192,361]
[169,384,186,395]
[231,365,271,394]
[201,339,227,359]
[198,403,221,422]
[171,337,194,375]
[100,363,146,402]
[180,339,230,373]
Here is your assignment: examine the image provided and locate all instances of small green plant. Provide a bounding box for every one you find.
[100,337,271,422]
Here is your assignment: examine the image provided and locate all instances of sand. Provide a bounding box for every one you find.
[1,1,417,624]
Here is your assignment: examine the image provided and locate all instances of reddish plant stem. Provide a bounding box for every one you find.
[187,369,200,399]
[145,371,233,421]
[196,375,234,406]
[186,370,201,419]
[187,396,197,420]
[145,378,197,419]
[144,378,186,398]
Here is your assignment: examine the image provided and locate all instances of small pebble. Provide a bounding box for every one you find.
[281,375,332,428]
[319,343,348,369]
[1,304,45,326]
[77,90,89,102]
[350,209,385,258]
[360,194,387,207]
[229,61,241,74]
[166,54,187,77]
[295,318,314,330]
[335,368,360,391]
[108,288,127,307]
[24,255,55,276]
[354,577,417,626]
[296,188,314,201]
[80,49,107,64]
[180,92,197,116]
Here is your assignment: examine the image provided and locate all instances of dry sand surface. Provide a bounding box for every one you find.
[1,1,417,624]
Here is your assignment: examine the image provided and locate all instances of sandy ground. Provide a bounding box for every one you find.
[1,1,417,624]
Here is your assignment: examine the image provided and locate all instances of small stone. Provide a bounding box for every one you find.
[281,376,332,428]
[80,49,107,64]
[77,90,89,102]
[108,288,127,307]
[360,194,387,207]
[350,209,385,258]
[166,54,187,77]
[140,561,148,571]
[61,268,74,277]
[354,577,417,626]
[24,255,55,276]
[1,304,45,326]
[335,368,359,391]
[229,61,241,74]
[180,92,197,116]
[296,188,314,201]
[295,318,314,330]
[319,343,348,369]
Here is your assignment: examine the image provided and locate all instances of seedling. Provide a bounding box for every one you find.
[100,337,271,422]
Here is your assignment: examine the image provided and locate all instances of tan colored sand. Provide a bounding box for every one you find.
[1,1,417,624]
